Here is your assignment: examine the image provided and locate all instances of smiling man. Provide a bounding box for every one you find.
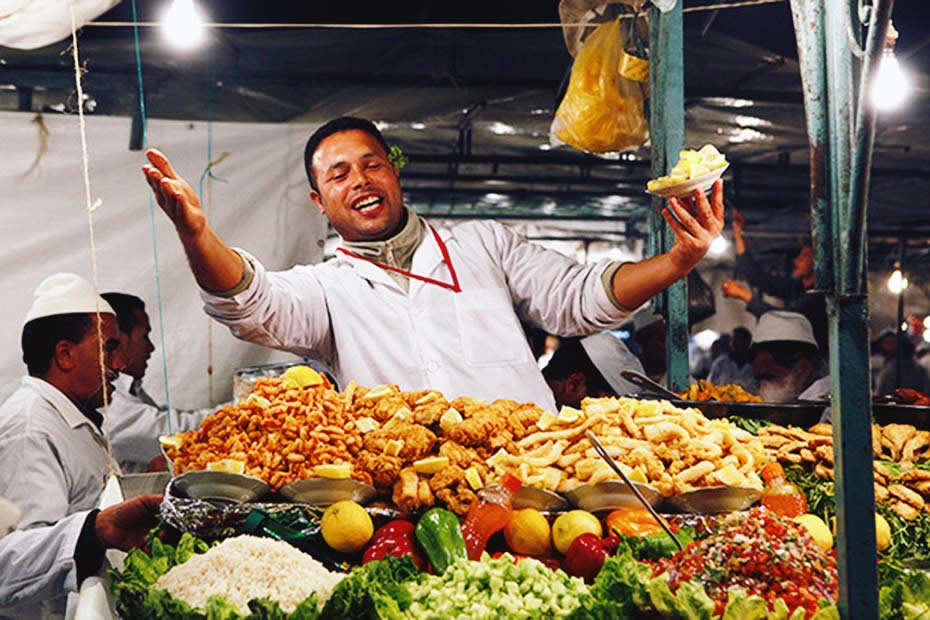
[142,116,724,411]
[0,274,123,534]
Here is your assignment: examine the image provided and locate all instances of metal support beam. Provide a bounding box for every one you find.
[649,1,688,391]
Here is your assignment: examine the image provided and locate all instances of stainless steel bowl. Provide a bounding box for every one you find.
[118,472,171,500]
[564,480,663,512]
[662,486,762,514]
[169,470,271,503]
[278,478,377,506]
[512,487,570,512]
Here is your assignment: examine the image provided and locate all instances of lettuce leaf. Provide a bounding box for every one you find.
[319,555,417,620]
[722,589,768,620]
[616,527,695,562]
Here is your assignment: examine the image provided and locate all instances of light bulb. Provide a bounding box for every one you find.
[888,269,908,294]
[693,329,719,350]
[872,49,911,111]
[923,316,930,330]
[161,0,206,50]
[708,235,729,257]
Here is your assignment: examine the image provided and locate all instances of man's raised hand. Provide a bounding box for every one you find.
[142,149,207,239]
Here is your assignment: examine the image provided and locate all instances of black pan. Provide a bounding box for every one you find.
[620,370,828,427]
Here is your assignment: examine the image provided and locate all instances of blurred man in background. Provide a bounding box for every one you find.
[101,292,219,472]
[707,326,758,392]
[543,332,643,408]
[750,311,827,403]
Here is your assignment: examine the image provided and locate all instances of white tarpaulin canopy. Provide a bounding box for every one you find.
[0,110,327,407]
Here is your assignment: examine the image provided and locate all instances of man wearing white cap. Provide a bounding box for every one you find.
[542,332,644,408]
[0,273,124,532]
[750,310,827,403]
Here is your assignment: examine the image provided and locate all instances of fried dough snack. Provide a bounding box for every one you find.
[761,421,930,520]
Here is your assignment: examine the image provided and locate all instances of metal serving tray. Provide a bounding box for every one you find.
[565,480,663,512]
[169,470,271,504]
[662,486,762,514]
[278,478,377,506]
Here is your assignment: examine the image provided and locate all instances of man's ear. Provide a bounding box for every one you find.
[309,190,325,216]
[53,340,75,372]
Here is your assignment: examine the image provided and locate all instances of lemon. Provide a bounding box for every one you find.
[413,456,449,474]
[557,406,582,424]
[206,459,245,474]
[830,514,891,552]
[158,434,184,450]
[537,411,558,431]
[314,463,352,479]
[321,501,373,553]
[281,365,323,388]
[552,510,602,554]
[464,467,483,490]
[505,509,553,556]
[875,514,891,552]
[794,514,833,551]
[627,467,648,484]
[439,408,463,432]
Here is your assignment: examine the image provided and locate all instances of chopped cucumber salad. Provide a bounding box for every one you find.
[405,554,587,619]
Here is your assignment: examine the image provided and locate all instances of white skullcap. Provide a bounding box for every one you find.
[581,332,644,396]
[633,308,663,333]
[753,310,817,349]
[23,273,114,325]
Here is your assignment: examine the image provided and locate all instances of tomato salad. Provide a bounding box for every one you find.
[653,507,838,616]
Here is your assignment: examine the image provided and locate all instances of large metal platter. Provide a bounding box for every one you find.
[169,471,271,504]
[279,478,377,506]
[872,403,930,430]
[565,480,663,512]
[512,487,570,512]
[662,486,762,514]
[668,399,828,428]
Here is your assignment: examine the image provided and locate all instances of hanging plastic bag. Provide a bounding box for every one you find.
[551,18,648,153]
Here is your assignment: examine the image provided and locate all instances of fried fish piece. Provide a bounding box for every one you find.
[355,450,403,489]
[874,484,889,503]
[901,430,930,464]
[436,484,476,515]
[446,411,506,447]
[882,424,917,461]
[364,422,437,461]
[428,465,465,492]
[891,500,920,520]
[392,467,433,512]
[889,484,925,510]
[808,423,833,437]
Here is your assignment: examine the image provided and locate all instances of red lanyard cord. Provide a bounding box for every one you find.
[337,226,461,293]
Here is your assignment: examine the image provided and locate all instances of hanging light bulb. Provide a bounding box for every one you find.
[161,0,207,50]
[708,235,730,257]
[887,267,908,294]
[872,23,911,111]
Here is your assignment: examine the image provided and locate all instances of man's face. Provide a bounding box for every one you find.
[120,308,155,380]
[792,245,814,280]
[751,346,812,403]
[879,335,897,358]
[70,314,124,408]
[548,371,587,409]
[308,130,405,242]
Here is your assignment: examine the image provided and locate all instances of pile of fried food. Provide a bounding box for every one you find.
[163,378,768,514]
[760,422,930,520]
[678,379,763,403]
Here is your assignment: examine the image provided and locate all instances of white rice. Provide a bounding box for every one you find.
[155,535,345,614]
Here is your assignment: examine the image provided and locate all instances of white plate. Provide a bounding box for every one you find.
[645,163,729,199]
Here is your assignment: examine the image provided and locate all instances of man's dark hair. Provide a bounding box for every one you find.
[542,338,614,395]
[101,292,146,335]
[304,117,391,191]
[22,314,94,376]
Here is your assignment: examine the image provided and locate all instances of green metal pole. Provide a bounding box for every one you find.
[649,1,688,391]
[789,0,833,292]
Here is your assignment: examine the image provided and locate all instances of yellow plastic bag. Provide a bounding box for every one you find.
[552,18,648,153]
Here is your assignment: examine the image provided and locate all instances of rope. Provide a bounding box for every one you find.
[68,0,116,478]
[131,0,174,428]
[83,2,785,29]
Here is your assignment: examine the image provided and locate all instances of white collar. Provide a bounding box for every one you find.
[21,376,102,435]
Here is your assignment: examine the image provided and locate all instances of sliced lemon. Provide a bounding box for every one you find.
[679,149,702,163]
[557,406,582,424]
[361,385,394,401]
[439,408,463,433]
[698,144,721,158]
[389,407,412,424]
[315,463,352,479]
[207,459,245,474]
[383,439,404,457]
[243,394,271,408]
[281,365,323,388]
[537,410,558,431]
[465,467,483,490]
[486,448,510,468]
[158,434,184,450]
[414,391,441,406]
[540,467,562,490]
[628,467,649,485]
[413,456,449,475]
[355,416,379,434]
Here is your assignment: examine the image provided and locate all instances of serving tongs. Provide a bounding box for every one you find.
[620,369,683,401]
[585,431,684,552]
